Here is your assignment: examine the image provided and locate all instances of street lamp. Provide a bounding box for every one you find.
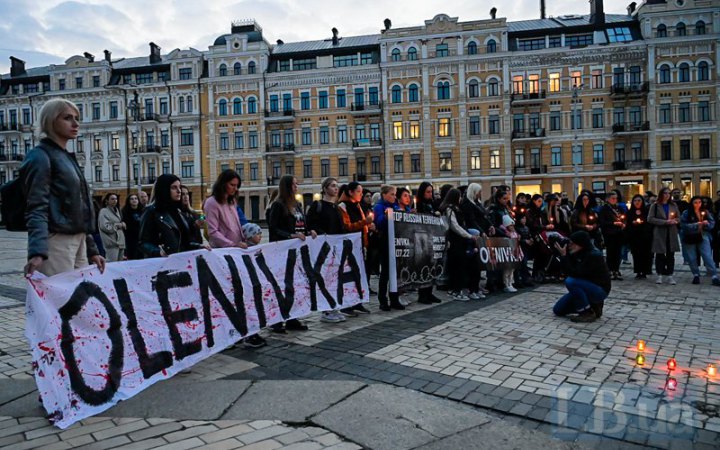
[572,84,584,199]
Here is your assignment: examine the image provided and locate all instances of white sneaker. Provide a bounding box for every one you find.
[320,311,346,323]
[504,285,518,293]
[468,292,485,300]
[656,276,663,284]
[452,292,470,301]
[400,298,410,306]
[666,276,677,285]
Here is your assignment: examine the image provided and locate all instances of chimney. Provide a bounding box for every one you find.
[540,0,546,19]
[9,57,26,77]
[590,0,605,26]
[627,2,637,15]
[384,18,392,31]
[104,49,112,63]
[149,42,162,64]
[490,7,497,20]
[331,28,339,46]
[276,39,284,45]
[83,52,94,62]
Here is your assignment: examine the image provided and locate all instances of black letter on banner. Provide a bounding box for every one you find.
[114,279,172,379]
[154,271,201,360]
[241,254,267,328]
[255,249,296,320]
[195,255,249,348]
[58,281,123,406]
[300,243,336,310]
[337,239,363,306]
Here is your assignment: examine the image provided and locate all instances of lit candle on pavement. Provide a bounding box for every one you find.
[637,340,646,352]
[666,377,677,390]
[709,364,717,377]
[667,358,677,371]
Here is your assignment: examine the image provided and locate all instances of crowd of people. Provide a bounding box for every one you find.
[20,98,720,335]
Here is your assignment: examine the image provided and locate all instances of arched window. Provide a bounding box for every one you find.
[233,62,242,75]
[408,84,419,102]
[218,64,227,77]
[696,20,706,35]
[391,85,402,103]
[698,61,710,81]
[467,41,477,55]
[407,47,418,61]
[233,98,242,115]
[487,39,497,54]
[468,80,479,98]
[487,79,499,96]
[391,48,401,61]
[659,64,671,83]
[437,81,450,100]
[678,63,690,82]
[247,97,257,114]
[248,61,256,74]
[657,24,667,38]
[218,99,228,116]
[186,96,193,112]
[676,22,686,36]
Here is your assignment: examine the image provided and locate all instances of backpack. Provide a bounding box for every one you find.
[0,144,49,232]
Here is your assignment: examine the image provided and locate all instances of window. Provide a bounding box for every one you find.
[247,97,257,114]
[680,139,691,160]
[469,117,480,136]
[160,98,168,115]
[657,24,667,38]
[551,147,562,166]
[566,34,593,47]
[698,62,709,81]
[488,79,499,96]
[371,156,381,174]
[370,123,380,140]
[699,101,710,122]
[357,157,366,175]
[248,61,256,74]
[249,162,258,180]
[112,165,119,182]
[468,80,479,97]
[487,39,497,53]
[571,71,582,88]
[696,20,706,35]
[271,131,281,147]
[181,129,193,146]
[409,121,420,139]
[467,41,477,55]
[699,138,710,159]
[162,161,170,175]
[631,143,643,161]
[369,87,379,105]
[676,22,686,37]
[572,145,582,165]
[659,65,671,83]
[629,66,641,85]
[629,107,642,125]
[233,98,242,115]
[272,161,281,179]
[219,99,228,116]
[179,97,185,113]
[360,52,374,65]
[514,149,525,168]
[439,152,452,171]
[591,182,606,194]
[219,64,227,76]
[592,108,603,128]
[437,81,450,100]
[284,129,294,146]
[470,151,481,170]
[530,148,541,168]
[249,131,258,148]
[285,161,294,176]
[160,130,169,148]
[519,38,545,51]
[319,91,328,109]
[75,77,83,89]
[678,63,690,82]
[293,58,316,70]
[187,96,193,112]
[529,114,541,132]
[91,75,100,88]
[278,60,290,72]
[334,55,357,67]
[22,108,31,124]
[411,154,421,172]
[659,104,671,124]
[436,44,449,57]
[337,125,347,143]
[438,118,450,137]
[94,166,102,183]
[394,155,404,173]
[615,144,626,162]
[300,92,310,110]
[550,111,561,131]
[338,158,348,177]
[219,132,229,150]
[136,73,153,84]
[549,36,562,48]
[607,27,633,42]
[269,95,278,112]
[109,101,118,119]
[592,70,603,89]
[393,121,403,140]
[391,85,402,103]
[391,48,401,61]
[355,124,365,140]
[408,47,417,60]
[679,102,690,122]
[234,62,242,75]
[513,113,525,132]
[112,135,119,151]
[528,74,539,94]
[512,75,524,94]
[549,73,560,92]
[592,144,604,164]
[302,128,312,145]
[58,79,65,90]
[408,84,419,102]
[489,115,500,134]
[303,160,312,178]
[613,67,624,88]
[319,126,329,144]
[573,107,583,130]
[661,141,672,160]
[282,93,292,111]
[490,149,500,169]
[336,89,346,107]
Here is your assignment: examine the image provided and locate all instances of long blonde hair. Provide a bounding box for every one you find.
[37,98,79,140]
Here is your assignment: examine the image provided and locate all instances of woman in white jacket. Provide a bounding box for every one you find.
[98,193,126,262]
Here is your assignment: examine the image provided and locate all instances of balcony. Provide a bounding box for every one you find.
[0,123,19,132]
[139,113,160,122]
[133,145,162,154]
[612,122,650,134]
[513,165,547,175]
[265,143,295,155]
[352,138,382,150]
[510,90,546,104]
[350,102,382,116]
[355,174,367,182]
[264,109,295,123]
[612,159,652,171]
[511,128,546,140]
[610,82,649,96]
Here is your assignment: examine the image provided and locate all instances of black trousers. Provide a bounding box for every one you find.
[604,233,623,272]
[655,252,675,275]
[630,244,653,275]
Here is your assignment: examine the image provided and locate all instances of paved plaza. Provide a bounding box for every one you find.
[0,229,719,449]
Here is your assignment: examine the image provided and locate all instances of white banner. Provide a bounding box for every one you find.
[25,234,368,429]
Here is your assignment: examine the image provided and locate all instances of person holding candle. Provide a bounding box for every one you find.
[680,196,720,286]
[544,194,570,236]
[373,185,404,310]
[626,195,653,279]
[570,192,603,250]
[647,187,680,284]
[599,192,626,280]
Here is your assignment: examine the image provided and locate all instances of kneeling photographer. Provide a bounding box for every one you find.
[552,231,611,323]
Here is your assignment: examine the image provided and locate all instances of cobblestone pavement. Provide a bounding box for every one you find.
[1,229,719,449]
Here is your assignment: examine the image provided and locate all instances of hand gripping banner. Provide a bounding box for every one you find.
[25,234,368,428]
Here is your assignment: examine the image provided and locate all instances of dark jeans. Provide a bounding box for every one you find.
[655,252,675,275]
[553,277,608,316]
[446,242,469,292]
[378,239,391,303]
[604,233,623,272]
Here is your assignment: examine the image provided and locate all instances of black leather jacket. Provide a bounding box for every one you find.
[138,205,203,258]
[21,138,98,260]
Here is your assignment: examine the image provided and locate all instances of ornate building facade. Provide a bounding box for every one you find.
[0,0,717,221]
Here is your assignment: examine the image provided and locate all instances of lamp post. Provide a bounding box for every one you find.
[572,84,584,199]
[127,90,144,193]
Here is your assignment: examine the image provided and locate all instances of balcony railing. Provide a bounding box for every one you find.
[511,128,546,140]
[264,109,295,119]
[265,143,295,153]
[352,138,382,148]
[139,113,160,122]
[134,145,162,154]
[612,122,650,133]
[0,123,19,132]
[513,165,547,175]
[350,102,382,112]
[610,82,649,96]
[510,90,546,103]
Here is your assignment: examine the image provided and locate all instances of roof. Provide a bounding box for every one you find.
[508,14,634,33]
[271,34,380,55]
[112,56,169,70]
[213,31,265,46]
[1,65,51,81]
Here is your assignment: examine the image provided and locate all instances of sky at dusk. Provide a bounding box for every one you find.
[1,0,635,74]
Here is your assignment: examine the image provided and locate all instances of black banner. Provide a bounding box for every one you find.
[476,237,524,271]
